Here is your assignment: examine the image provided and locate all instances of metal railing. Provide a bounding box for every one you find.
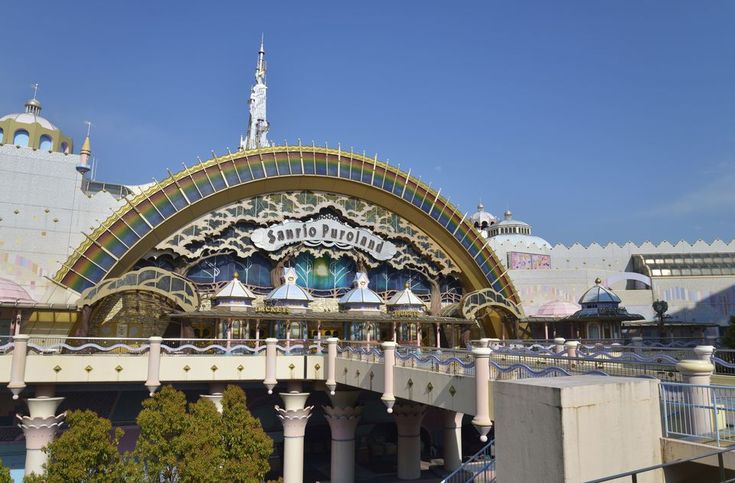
[441,439,495,483]
[26,336,151,355]
[585,444,735,482]
[337,341,384,362]
[395,346,476,376]
[490,352,681,381]
[660,382,735,447]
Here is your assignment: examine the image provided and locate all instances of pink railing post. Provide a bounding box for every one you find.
[381,341,397,413]
[264,338,278,394]
[8,334,29,400]
[145,336,162,396]
[326,337,338,395]
[471,347,493,441]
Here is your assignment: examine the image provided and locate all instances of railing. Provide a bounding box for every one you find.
[20,337,328,356]
[27,336,151,355]
[337,341,384,362]
[160,338,266,355]
[0,336,12,354]
[395,346,476,376]
[490,352,681,381]
[585,444,735,483]
[441,439,495,483]
[660,382,735,447]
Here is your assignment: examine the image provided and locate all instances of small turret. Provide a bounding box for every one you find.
[76,122,92,175]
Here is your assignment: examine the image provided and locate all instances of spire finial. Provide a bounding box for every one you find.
[240,37,271,151]
[84,121,92,137]
[31,83,39,100]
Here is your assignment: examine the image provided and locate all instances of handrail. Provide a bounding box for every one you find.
[584,444,735,482]
[441,438,494,483]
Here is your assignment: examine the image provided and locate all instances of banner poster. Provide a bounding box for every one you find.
[509,251,551,270]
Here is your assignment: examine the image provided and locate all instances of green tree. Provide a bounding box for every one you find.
[721,316,735,349]
[0,459,11,483]
[178,398,224,483]
[24,410,126,483]
[134,385,188,482]
[221,385,273,482]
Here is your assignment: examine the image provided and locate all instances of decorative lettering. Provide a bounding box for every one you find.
[251,217,397,261]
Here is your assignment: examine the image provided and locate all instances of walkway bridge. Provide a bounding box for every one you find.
[3,335,733,481]
[0,335,719,435]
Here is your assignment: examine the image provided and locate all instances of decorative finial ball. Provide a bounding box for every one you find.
[480,434,488,442]
[477,202,484,211]
[268,389,273,395]
[387,407,393,414]
[595,277,602,285]
[12,395,18,400]
[233,271,240,279]
[405,282,410,289]
[330,390,335,396]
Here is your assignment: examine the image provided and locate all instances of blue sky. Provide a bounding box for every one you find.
[1,1,733,245]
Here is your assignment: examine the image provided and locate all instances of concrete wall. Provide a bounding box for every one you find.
[0,145,124,303]
[495,376,663,483]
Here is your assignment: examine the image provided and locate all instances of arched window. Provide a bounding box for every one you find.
[39,135,53,151]
[13,129,29,147]
[60,142,69,154]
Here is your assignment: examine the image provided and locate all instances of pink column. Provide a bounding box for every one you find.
[145,336,162,396]
[264,338,278,394]
[325,337,338,395]
[18,396,65,477]
[471,347,493,441]
[393,402,426,480]
[8,334,29,399]
[275,392,313,483]
[381,341,397,413]
[435,323,441,349]
[443,410,464,471]
[323,391,362,483]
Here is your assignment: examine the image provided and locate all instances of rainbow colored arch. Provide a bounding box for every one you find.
[54,146,519,306]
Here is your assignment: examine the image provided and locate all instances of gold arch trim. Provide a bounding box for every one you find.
[77,267,200,312]
[55,145,519,306]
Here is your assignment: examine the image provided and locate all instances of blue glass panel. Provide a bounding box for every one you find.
[240,252,273,289]
[293,253,355,296]
[186,254,246,284]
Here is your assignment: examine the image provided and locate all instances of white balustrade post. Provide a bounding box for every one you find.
[443,410,464,471]
[479,338,491,348]
[326,337,338,395]
[19,396,65,477]
[275,392,313,483]
[553,337,566,354]
[676,359,715,435]
[393,402,426,480]
[200,383,226,414]
[471,347,493,441]
[631,336,643,355]
[145,336,162,396]
[565,340,580,358]
[8,334,29,399]
[381,341,397,413]
[264,338,278,394]
[324,391,361,483]
[694,345,715,362]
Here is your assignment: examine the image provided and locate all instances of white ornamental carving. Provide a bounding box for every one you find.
[251,218,397,261]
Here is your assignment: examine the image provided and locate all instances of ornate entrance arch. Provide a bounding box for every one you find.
[54,145,519,307]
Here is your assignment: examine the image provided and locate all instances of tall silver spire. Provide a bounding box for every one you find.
[240,37,270,151]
